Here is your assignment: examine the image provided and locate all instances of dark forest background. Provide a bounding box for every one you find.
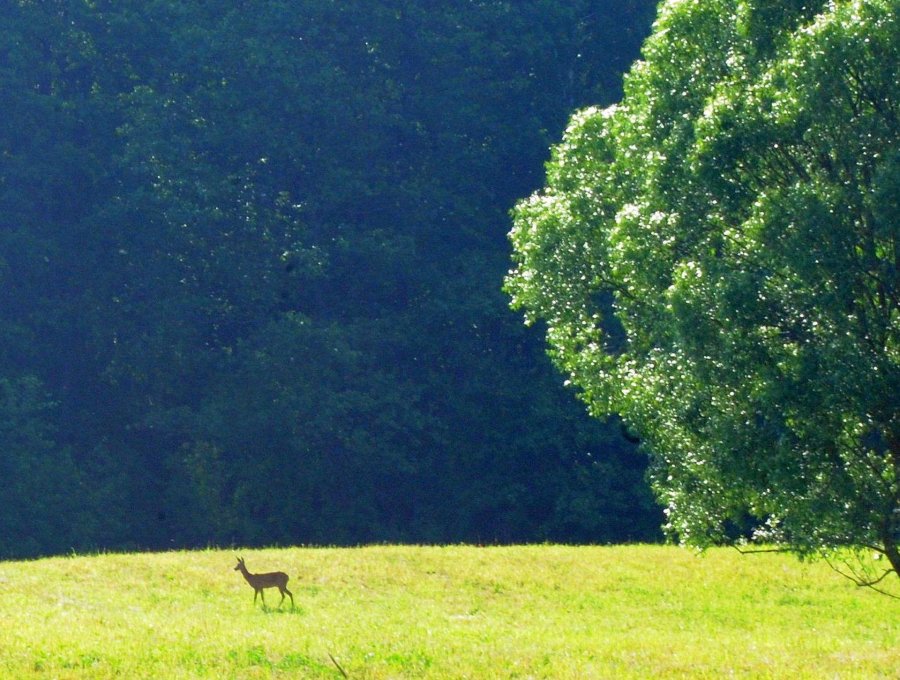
[0,0,661,559]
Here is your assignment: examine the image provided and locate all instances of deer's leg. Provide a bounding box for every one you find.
[284,587,294,608]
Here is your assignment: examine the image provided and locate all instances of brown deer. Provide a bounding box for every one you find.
[234,556,294,608]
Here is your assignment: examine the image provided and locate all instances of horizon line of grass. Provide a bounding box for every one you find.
[0,544,896,678]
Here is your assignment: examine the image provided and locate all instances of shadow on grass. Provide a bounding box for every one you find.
[259,604,304,615]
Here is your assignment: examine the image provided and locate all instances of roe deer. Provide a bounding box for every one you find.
[234,556,294,608]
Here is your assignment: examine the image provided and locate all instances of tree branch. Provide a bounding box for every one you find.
[824,556,900,600]
[732,544,792,555]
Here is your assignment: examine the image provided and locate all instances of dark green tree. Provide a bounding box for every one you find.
[507,0,900,582]
[0,377,87,557]
[1,0,659,555]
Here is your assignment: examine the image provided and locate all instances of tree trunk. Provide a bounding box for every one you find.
[884,433,900,579]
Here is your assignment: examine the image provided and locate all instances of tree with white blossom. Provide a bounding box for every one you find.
[507,0,900,584]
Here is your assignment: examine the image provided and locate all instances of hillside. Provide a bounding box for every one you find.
[1,545,897,678]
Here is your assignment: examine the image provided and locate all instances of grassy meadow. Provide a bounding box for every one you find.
[0,545,897,678]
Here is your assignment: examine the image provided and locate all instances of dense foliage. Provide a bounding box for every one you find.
[0,0,660,557]
[507,0,900,578]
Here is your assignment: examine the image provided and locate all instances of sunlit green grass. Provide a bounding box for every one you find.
[0,545,897,678]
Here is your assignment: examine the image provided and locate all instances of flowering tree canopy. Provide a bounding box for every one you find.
[507,0,900,581]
